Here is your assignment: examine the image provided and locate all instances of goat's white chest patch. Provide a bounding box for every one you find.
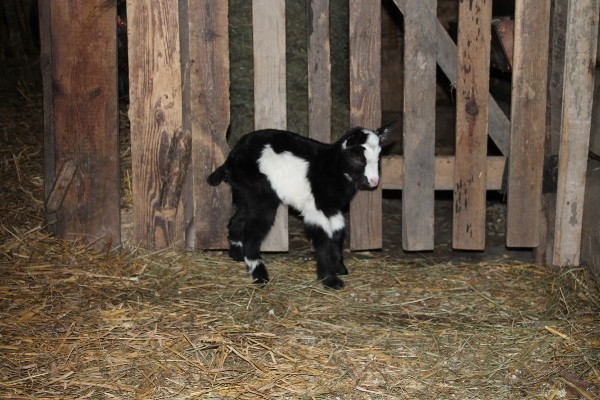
[258,145,312,210]
[257,145,344,237]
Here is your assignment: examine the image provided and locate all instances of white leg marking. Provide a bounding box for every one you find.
[244,257,261,275]
[230,240,243,247]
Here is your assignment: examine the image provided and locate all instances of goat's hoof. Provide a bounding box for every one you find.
[251,264,270,286]
[228,246,244,262]
[337,263,349,275]
[322,275,345,290]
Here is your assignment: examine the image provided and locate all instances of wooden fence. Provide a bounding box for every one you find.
[41,0,599,266]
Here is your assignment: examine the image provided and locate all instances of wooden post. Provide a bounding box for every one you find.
[183,0,232,249]
[506,0,551,247]
[252,0,288,252]
[41,0,120,249]
[553,0,600,266]
[349,0,382,250]
[308,0,331,143]
[128,0,186,248]
[453,0,492,250]
[400,0,436,251]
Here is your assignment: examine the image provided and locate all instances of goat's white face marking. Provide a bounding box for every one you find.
[362,129,382,188]
[258,145,345,237]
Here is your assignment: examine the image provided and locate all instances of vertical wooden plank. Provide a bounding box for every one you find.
[453,0,492,250]
[590,70,600,157]
[184,0,231,249]
[401,0,436,251]
[308,0,331,143]
[553,0,600,266]
[43,0,120,248]
[252,0,288,252]
[129,0,185,248]
[39,0,54,221]
[349,0,382,250]
[506,0,551,247]
[536,0,568,264]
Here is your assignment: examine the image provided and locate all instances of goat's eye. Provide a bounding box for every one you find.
[346,148,366,168]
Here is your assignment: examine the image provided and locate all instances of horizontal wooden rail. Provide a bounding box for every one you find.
[382,156,506,191]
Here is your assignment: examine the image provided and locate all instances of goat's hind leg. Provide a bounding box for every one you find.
[227,201,246,262]
[241,195,279,285]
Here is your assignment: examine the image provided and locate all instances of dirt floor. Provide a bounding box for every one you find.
[1,33,600,400]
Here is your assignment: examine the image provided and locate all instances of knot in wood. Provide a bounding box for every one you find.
[465,99,479,116]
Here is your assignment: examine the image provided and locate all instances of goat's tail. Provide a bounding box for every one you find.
[207,163,228,186]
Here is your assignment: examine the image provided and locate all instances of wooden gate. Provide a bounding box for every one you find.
[41,0,599,266]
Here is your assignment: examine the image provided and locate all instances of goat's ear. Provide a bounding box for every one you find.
[376,120,398,141]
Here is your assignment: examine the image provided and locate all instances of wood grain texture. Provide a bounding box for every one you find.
[129,0,184,248]
[452,0,492,250]
[553,0,600,266]
[382,156,506,191]
[400,0,436,251]
[537,0,568,264]
[184,0,232,249]
[590,66,600,157]
[506,0,550,248]
[308,0,331,143]
[252,0,288,252]
[44,0,120,248]
[39,0,54,213]
[349,0,382,250]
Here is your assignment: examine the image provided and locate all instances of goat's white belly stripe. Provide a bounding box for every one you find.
[258,145,344,238]
[303,210,345,238]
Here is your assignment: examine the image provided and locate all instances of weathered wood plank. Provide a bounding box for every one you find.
[382,156,506,191]
[553,0,600,266]
[43,0,120,248]
[506,0,551,248]
[253,0,288,252]
[453,0,492,250]
[184,0,231,249]
[536,0,568,264]
[308,0,331,143]
[591,68,600,157]
[392,0,510,156]
[39,0,54,214]
[400,0,436,251]
[129,0,185,248]
[349,0,382,250]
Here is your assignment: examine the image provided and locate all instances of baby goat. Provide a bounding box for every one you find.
[207,123,393,289]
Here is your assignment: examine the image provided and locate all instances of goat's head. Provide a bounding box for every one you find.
[340,121,395,190]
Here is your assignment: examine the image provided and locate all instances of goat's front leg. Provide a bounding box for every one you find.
[308,226,345,289]
[331,229,348,275]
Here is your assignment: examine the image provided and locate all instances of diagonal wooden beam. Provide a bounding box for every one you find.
[392,0,510,156]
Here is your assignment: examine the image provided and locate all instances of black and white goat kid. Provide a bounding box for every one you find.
[207,123,393,289]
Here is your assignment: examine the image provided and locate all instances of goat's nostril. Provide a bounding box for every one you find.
[370,177,379,187]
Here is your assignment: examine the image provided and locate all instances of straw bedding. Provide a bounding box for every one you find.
[1,229,599,398]
[1,5,600,399]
